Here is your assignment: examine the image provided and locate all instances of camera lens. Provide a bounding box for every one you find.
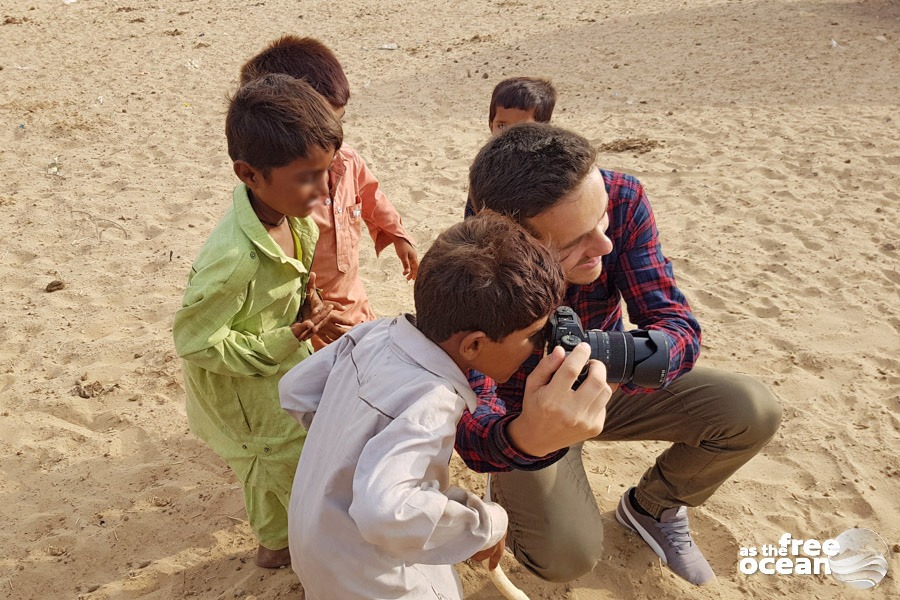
[546,307,670,389]
[585,331,632,384]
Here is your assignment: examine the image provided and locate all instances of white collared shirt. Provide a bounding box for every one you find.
[279,315,507,600]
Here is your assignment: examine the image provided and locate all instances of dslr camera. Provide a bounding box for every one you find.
[546,306,670,389]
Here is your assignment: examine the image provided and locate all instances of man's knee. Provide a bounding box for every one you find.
[720,373,782,448]
[515,527,603,582]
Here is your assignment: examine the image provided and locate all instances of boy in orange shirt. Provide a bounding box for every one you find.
[241,36,418,348]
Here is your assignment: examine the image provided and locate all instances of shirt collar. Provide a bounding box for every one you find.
[328,148,348,182]
[233,183,308,272]
[389,314,479,412]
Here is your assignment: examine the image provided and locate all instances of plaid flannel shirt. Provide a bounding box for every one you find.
[455,169,702,473]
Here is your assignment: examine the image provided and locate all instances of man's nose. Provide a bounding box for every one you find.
[591,226,614,256]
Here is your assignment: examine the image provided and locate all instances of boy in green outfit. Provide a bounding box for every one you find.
[173,73,344,568]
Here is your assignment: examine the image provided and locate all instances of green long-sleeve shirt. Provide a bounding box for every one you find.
[173,184,318,492]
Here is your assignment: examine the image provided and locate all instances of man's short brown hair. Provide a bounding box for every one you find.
[239,35,351,108]
[468,123,597,222]
[414,211,566,343]
[489,77,557,123]
[226,73,343,176]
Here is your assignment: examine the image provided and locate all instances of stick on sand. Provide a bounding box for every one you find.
[484,560,530,600]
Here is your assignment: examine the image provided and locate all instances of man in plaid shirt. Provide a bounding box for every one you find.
[455,124,782,586]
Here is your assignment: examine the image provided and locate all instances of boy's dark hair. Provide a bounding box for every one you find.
[239,35,351,108]
[489,77,557,123]
[414,211,566,343]
[468,123,597,222]
[226,74,343,176]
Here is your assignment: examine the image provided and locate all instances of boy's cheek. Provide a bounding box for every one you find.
[299,186,323,204]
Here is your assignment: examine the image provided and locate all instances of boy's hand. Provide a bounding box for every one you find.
[294,273,339,342]
[392,238,419,281]
[506,344,613,458]
[299,272,325,321]
[292,314,331,342]
[316,310,355,344]
[471,533,507,571]
[298,272,355,344]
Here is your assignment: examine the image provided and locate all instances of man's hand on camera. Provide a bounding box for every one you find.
[506,343,613,458]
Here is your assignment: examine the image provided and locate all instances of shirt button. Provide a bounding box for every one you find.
[241,444,248,450]
[336,206,342,213]
[249,252,256,259]
[325,197,332,206]
[264,447,270,454]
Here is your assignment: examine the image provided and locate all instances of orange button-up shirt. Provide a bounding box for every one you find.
[311,146,414,332]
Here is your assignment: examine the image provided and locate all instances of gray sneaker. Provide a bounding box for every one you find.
[615,487,716,585]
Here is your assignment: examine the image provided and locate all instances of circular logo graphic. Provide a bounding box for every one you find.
[827,528,890,589]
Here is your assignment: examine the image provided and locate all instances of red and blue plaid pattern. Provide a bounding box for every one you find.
[456,169,702,472]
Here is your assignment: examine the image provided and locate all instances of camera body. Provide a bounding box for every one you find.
[546,306,670,389]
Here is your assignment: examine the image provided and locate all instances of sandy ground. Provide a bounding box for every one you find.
[1,0,899,598]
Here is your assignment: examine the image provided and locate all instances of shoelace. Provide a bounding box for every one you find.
[655,519,694,555]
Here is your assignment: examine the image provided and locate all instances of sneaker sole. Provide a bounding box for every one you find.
[616,497,669,565]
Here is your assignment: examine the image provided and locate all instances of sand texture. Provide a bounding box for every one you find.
[0,0,898,598]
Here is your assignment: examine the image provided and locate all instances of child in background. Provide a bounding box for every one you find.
[279,212,574,599]
[173,74,343,569]
[465,76,557,217]
[241,36,418,349]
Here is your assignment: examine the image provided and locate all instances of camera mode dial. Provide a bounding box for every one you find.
[560,334,582,351]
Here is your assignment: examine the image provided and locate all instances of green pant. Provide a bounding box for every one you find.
[243,484,291,550]
[490,367,782,582]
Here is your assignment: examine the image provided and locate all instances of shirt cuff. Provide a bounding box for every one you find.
[373,230,414,257]
[489,414,569,471]
[260,326,301,363]
[479,501,509,549]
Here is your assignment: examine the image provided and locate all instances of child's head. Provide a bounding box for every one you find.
[414,212,566,382]
[226,73,343,218]
[488,77,557,136]
[240,35,350,117]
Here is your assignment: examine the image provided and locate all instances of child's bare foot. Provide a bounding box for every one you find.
[256,544,291,568]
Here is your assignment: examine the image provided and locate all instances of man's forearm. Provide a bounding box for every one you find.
[506,412,556,459]
[506,381,619,457]
[456,411,567,473]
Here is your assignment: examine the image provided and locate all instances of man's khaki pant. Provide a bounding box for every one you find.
[490,367,782,582]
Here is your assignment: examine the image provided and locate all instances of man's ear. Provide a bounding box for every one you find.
[458,331,488,361]
[233,160,259,188]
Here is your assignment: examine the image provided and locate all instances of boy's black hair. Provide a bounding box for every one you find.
[414,211,565,343]
[489,77,557,123]
[240,36,351,109]
[226,73,343,177]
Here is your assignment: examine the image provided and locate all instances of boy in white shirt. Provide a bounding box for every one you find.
[280,212,607,598]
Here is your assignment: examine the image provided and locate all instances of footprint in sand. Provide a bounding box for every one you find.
[692,289,727,310]
[879,268,900,286]
[752,304,782,319]
[408,189,428,202]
